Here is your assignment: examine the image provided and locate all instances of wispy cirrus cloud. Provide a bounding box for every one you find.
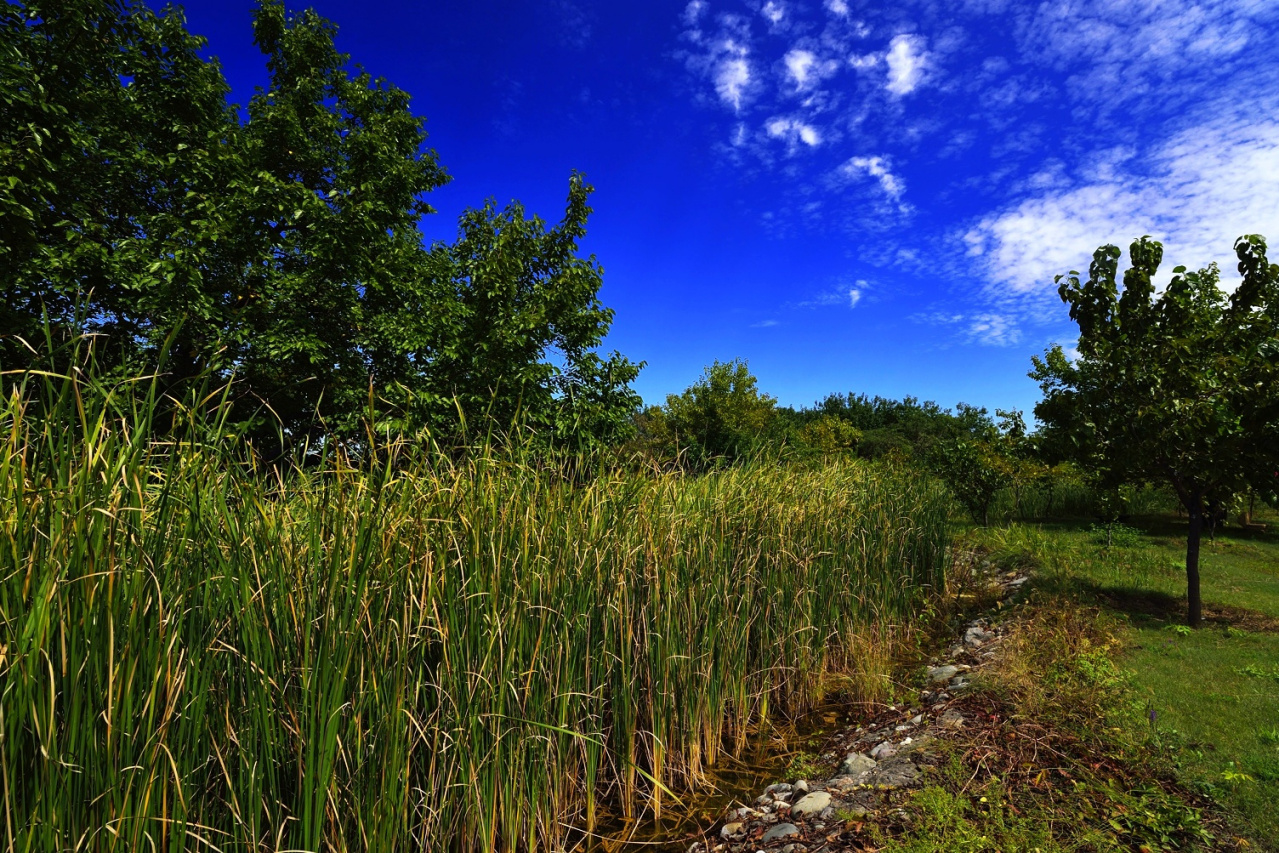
[676,0,1279,349]
[840,155,905,201]
[963,112,1279,304]
[911,310,1024,347]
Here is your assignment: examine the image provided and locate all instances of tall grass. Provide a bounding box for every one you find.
[0,364,951,852]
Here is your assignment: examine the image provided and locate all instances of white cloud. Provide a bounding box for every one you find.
[840,155,905,199]
[885,34,929,95]
[762,1,785,24]
[849,53,881,70]
[963,113,1279,299]
[751,318,780,327]
[715,50,753,111]
[912,310,1023,346]
[848,279,868,307]
[784,48,816,87]
[965,313,1022,346]
[766,116,822,147]
[825,0,849,16]
[683,0,707,26]
[679,10,758,113]
[783,47,838,91]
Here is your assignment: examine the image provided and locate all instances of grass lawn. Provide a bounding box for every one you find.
[982,505,1279,849]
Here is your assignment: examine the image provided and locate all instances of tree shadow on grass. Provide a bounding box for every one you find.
[1053,579,1279,633]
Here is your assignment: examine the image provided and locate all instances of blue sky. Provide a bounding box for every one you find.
[180,0,1279,418]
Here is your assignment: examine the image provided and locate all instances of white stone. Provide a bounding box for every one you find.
[791,791,832,817]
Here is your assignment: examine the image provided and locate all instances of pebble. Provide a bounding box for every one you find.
[870,741,898,760]
[865,756,922,788]
[927,664,959,682]
[702,547,1024,850]
[837,752,877,777]
[791,792,831,817]
[964,626,993,646]
[762,823,799,842]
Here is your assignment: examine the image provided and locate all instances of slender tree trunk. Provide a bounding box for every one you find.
[1186,508,1203,628]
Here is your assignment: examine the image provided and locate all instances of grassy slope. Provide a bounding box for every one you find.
[994,507,1279,849]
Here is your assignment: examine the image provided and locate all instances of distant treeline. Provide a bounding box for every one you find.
[629,359,999,467]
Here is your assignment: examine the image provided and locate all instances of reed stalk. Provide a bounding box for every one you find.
[0,365,951,852]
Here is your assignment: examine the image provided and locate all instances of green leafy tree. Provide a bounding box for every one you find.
[1,0,640,451]
[1,0,450,441]
[411,174,641,449]
[1,0,237,367]
[796,414,862,456]
[1032,235,1279,626]
[930,438,1012,526]
[663,359,781,468]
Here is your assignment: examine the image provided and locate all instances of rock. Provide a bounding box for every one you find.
[865,756,922,789]
[825,776,861,795]
[780,845,797,853]
[791,792,831,817]
[819,806,836,820]
[837,752,876,778]
[720,822,744,840]
[927,665,959,682]
[870,741,898,760]
[762,823,800,842]
[766,782,792,795]
[755,793,772,806]
[794,779,809,794]
[964,626,992,646]
[910,714,924,725]
[894,724,910,732]
[1007,576,1028,587]
[940,709,965,729]
[949,676,970,691]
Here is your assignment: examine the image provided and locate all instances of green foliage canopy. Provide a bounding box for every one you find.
[0,0,640,451]
[1031,235,1279,625]
[640,359,782,468]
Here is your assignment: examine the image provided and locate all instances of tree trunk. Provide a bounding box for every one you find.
[1186,509,1203,628]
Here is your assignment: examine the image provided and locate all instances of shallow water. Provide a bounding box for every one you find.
[583,703,863,852]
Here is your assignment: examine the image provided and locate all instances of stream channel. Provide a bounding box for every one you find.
[584,701,864,853]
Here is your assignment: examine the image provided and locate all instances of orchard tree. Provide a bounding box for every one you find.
[930,438,1011,527]
[1032,235,1279,626]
